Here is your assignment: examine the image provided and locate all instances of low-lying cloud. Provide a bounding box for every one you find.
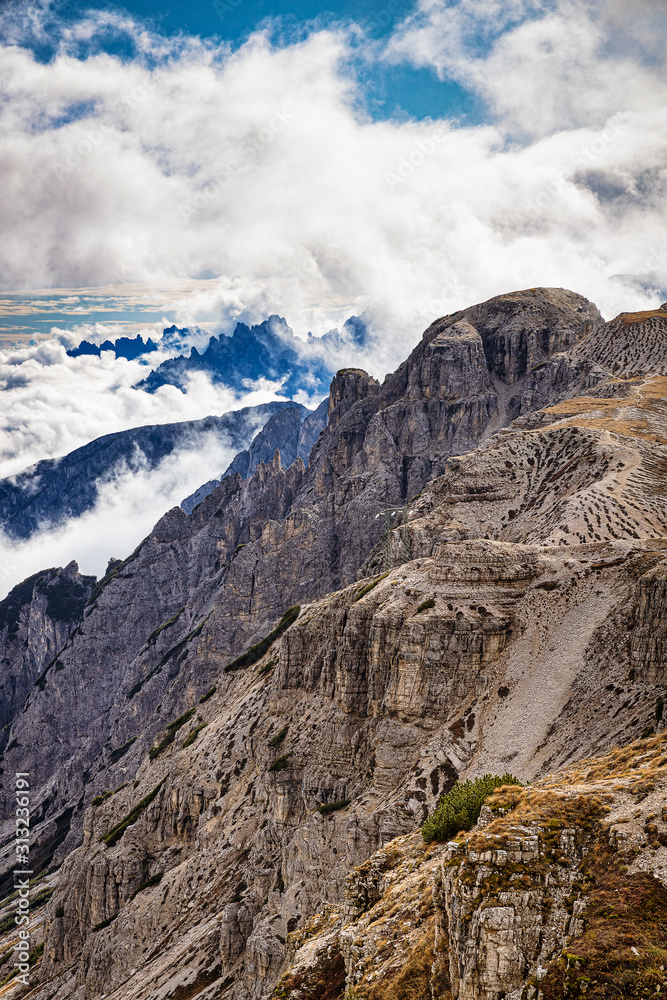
[0,430,242,595]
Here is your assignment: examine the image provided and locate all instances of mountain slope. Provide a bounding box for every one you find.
[5,287,667,1000]
[0,401,298,541]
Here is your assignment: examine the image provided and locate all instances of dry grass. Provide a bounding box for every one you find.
[536,841,667,999]
[621,309,667,326]
[366,929,438,1000]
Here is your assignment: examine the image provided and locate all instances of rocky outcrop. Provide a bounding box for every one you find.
[277,734,667,1000]
[182,399,329,512]
[6,286,667,1000]
[0,560,94,741]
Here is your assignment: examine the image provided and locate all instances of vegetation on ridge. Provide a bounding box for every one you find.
[225,605,300,672]
[421,773,522,843]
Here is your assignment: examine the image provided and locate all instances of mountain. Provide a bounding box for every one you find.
[137,314,372,396]
[0,401,300,541]
[181,399,329,514]
[0,561,95,739]
[67,334,158,361]
[2,290,667,1000]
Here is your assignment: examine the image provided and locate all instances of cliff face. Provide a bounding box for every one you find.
[0,561,94,741]
[280,733,667,1000]
[4,287,667,1000]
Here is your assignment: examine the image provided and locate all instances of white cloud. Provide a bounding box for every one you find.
[0,340,285,478]
[0,0,666,598]
[0,430,242,593]
[0,0,664,349]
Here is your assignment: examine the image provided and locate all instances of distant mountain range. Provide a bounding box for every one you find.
[0,401,306,540]
[67,334,158,361]
[137,314,370,395]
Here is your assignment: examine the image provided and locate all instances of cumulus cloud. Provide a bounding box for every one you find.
[0,0,665,346]
[0,339,285,477]
[1,0,666,596]
[0,430,243,593]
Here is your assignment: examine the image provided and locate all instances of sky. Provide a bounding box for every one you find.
[0,0,666,592]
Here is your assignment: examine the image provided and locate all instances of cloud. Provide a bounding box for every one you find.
[0,0,666,599]
[0,429,244,594]
[0,0,664,350]
[0,339,286,478]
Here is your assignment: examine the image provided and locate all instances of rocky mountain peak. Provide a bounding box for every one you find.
[3,286,667,1000]
[326,368,380,427]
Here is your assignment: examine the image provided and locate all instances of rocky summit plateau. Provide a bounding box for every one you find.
[1,286,667,1000]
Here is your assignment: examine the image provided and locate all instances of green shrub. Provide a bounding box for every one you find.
[225,606,300,673]
[92,914,118,931]
[421,773,522,843]
[182,723,207,749]
[149,708,196,759]
[259,658,277,676]
[268,753,293,772]
[416,597,435,613]
[354,572,390,602]
[199,686,216,704]
[145,606,185,645]
[92,790,113,807]
[101,778,166,847]
[268,725,289,748]
[107,738,136,764]
[317,799,350,815]
[92,782,128,807]
[129,871,164,901]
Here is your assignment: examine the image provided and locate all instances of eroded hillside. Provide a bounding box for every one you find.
[1,290,666,1000]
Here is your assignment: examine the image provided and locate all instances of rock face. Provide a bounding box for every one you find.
[181,400,329,513]
[0,561,94,741]
[280,735,667,1000]
[4,286,667,1000]
[0,401,294,541]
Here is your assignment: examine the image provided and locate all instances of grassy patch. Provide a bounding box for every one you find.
[149,709,196,759]
[268,753,293,773]
[354,572,390,602]
[422,773,521,843]
[92,782,128,807]
[316,800,350,815]
[129,871,164,901]
[268,725,289,748]
[182,723,207,749]
[92,914,118,932]
[100,778,166,847]
[535,843,667,999]
[259,658,277,676]
[415,597,436,613]
[225,606,300,673]
[199,686,216,704]
[367,931,435,1000]
[146,606,185,645]
[107,738,136,765]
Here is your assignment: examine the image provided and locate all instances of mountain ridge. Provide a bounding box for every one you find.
[1,287,666,1000]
